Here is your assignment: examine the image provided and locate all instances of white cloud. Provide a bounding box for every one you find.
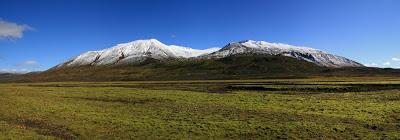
[16,60,38,67]
[364,63,378,67]
[22,60,37,66]
[0,69,15,73]
[0,19,33,40]
[383,62,391,65]
[1,60,40,73]
[0,68,29,74]
[392,58,400,61]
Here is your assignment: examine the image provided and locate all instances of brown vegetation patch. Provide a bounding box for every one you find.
[1,117,78,139]
[65,96,173,105]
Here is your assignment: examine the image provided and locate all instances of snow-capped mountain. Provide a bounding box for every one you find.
[201,40,363,67]
[56,39,363,68]
[57,39,219,67]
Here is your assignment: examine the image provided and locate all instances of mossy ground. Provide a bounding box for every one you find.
[0,78,399,139]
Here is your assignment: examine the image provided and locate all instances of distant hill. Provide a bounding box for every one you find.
[0,73,22,82]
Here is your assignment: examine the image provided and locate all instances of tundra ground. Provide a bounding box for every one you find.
[0,78,399,139]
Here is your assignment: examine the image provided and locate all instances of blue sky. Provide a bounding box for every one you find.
[0,0,399,72]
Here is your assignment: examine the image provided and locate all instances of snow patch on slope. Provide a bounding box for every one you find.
[168,45,220,58]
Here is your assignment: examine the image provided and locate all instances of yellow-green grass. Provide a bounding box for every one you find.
[0,79,399,139]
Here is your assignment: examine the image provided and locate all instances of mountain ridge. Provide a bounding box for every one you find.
[55,39,363,69]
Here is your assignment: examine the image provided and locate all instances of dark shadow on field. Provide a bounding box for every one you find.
[0,116,79,139]
[64,96,173,105]
[26,82,400,94]
[227,84,400,93]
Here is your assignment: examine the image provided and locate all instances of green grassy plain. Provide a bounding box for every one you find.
[0,78,399,139]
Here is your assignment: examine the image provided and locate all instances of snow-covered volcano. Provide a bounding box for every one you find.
[56,39,363,68]
[201,40,363,67]
[57,39,219,67]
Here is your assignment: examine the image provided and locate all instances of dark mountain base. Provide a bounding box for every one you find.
[3,54,400,82]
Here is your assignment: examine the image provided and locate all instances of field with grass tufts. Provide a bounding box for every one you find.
[0,78,399,139]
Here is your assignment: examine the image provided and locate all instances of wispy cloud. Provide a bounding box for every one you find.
[383,62,391,66]
[0,19,33,40]
[0,68,29,74]
[392,58,400,61]
[16,60,38,67]
[0,60,41,73]
[364,63,378,67]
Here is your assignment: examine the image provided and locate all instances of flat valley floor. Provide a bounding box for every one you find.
[0,77,399,139]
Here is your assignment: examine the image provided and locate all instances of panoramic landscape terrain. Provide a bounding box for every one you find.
[1,39,399,139]
[1,0,400,139]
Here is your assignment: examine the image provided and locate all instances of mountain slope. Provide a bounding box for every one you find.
[57,39,219,68]
[201,40,363,67]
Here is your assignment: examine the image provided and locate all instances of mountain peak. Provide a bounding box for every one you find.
[120,38,165,47]
[142,38,162,43]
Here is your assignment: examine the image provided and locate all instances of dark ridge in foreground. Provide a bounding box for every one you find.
[2,54,400,82]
